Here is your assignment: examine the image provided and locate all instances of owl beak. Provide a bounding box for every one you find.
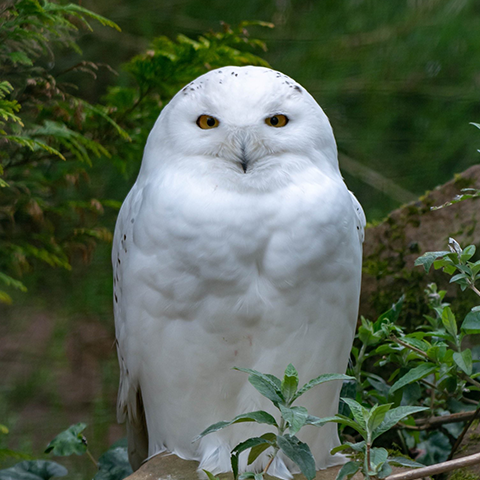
[240,143,248,173]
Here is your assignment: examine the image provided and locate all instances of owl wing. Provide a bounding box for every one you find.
[112,185,149,470]
[349,190,366,244]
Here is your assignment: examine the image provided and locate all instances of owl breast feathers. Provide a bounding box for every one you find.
[113,65,365,479]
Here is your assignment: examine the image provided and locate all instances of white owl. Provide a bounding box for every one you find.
[113,66,365,479]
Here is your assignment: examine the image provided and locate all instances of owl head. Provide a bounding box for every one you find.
[139,66,340,189]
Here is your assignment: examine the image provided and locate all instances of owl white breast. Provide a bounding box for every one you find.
[113,65,365,479]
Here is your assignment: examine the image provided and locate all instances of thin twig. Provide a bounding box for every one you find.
[385,451,480,480]
[447,404,480,460]
[397,411,477,431]
[263,453,276,475]
[86,449,98,468]
[390,336,428,359]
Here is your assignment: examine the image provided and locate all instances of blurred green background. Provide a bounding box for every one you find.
[1,0,480,477]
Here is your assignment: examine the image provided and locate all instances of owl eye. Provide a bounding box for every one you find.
[197,115,220,129]
[265,114,288,128]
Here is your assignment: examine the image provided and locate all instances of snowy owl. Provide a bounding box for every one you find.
[113,66,365,479]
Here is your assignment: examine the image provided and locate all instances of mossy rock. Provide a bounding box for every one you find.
[360,164,480,328]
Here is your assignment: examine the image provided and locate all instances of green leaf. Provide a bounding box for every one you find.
[231,436,275,477]
[277,435,316,480]
[442,307,458,338]
[0,461,67,480]
[334,461,360,480]
[340,398,367,430]
[203,470,220,480]
[194,411,278,440]
[372,406,429,440]
[281,364,299,402]
[293,374,353,401]
[389,363,437,394]
[279,405,309,436]
[415,251,450,272]
[369,447,388,474]
[234,368,285,404]
[44,423,88,456]
[389,456,424,468]
[453,349,473,375]
[247,433,276,465]
[330,441,365,455]
[366,404,392,435]
[462,311,480,334]
[93,443,132,480]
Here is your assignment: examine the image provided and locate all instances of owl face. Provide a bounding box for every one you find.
[143,66,339,185]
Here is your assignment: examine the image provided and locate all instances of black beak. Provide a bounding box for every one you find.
[240,144,248,173]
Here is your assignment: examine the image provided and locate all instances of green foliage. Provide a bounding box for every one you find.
[346,238,480,470]
[197,365,351,480]
[0,0,124,303]
[0,460,67,480]
[44,423,88,456]
[1,423,131,480]
[0,0,271,304]
[102,21,272,178]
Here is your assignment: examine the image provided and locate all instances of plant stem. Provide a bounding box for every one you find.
[390,336,428,359]
[264,417,286,475]
[86,448,98,468]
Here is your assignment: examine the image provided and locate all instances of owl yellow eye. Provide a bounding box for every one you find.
[265,114,288,128]
[197,115,219,129]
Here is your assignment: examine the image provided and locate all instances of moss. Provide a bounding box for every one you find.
[449,468,479,480]
[454,173,476,189]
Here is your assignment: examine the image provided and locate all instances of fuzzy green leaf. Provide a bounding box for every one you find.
[389,363,437,394]
[293,374,353,401]
[194,411,277,441]
[277,435,316,480]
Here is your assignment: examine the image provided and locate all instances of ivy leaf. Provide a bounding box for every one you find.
[389,364,437,394]
[44,423,88,456]
[0,460,67,480]
[277,435,316,480]
[93,441,132,480]
[453,349,473,375]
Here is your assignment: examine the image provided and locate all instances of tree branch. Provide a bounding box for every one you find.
[385,452,480,480]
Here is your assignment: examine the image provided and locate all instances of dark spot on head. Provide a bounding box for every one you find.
[115,294,118,303]
[118,258,121,264]
[294,85,302,93]
[131,218,135,223]
[219,81,222,84]
[123,234,126,240]
[190,87,195,91]
[357,226,359,230]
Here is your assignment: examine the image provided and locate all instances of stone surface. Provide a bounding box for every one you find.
[359,164,480,323]
[123,453,363,480]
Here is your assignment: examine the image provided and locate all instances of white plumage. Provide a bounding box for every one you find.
[113,66,365,479]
